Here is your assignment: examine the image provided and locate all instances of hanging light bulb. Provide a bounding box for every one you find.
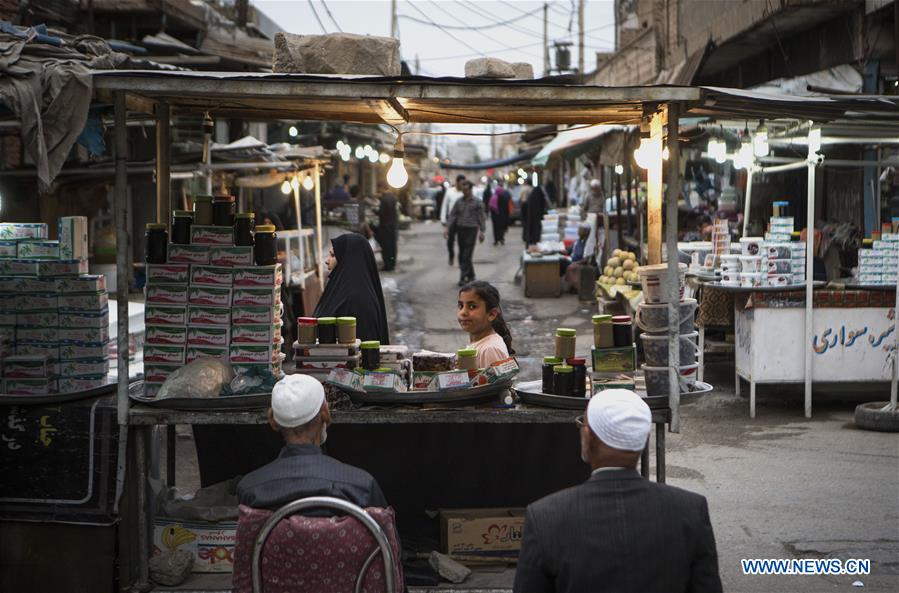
[336,140,345,150]
[386,138,409,189]
[280,180,292,194]
[363,144,373,156]
[340,146,351,162]
[634,137,659,170]
[368,150,379,163]
[753,121,769,158]
[662,147,670,160]
[290,175,300,191]
[614,164,624,175]
[303,174,314,190]
[532,171,539,186]
[288,125,298,138]
[379,152,390,164]
[808,126,822,156]
[355,146,365,159]
[734,129,754,170]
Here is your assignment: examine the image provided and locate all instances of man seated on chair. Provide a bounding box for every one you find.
[237,374,388,510]
[559,223,594,291]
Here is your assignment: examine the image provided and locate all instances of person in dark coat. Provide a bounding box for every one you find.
[513,390,722,593]
[523,180,548,246]
[375,190,399,271]
[488,181,511,245]
[315,232,390,344]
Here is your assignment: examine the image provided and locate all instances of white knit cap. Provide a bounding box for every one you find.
[586,389,651,451]
[271,374,325,428]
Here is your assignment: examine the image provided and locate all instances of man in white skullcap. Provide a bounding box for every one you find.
[514,390,722,593]
[237,375,387,510]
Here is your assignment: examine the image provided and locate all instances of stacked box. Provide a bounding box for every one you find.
[1,354,54,394]
[58,216,89,260]
[858,237,899,285]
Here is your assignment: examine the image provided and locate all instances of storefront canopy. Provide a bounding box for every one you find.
[531,124,628,167]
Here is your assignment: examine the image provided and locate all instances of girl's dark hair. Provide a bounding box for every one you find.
[459,281,515,355]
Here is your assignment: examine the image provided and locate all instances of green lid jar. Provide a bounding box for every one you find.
[360,340,380,349]
[456,347,478,371]
[553,364,574,373]
[361,340,381,370]
[555,328,577,360]
[317,316,337,344]
[592,315,612,324]
[552,364,574,397]
[593,315,614,348]
[543,356,563,364]
[337,316,357,344]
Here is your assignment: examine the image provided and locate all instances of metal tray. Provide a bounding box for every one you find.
[706,281,825,293]
[128,381,272,410]
[514,380,713,410]
[333,378,513,406]
[0,380,120,406]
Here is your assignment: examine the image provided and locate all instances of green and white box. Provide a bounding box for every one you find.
[190,225,233,245]
[17,240,60,260]
[190,265,233,287]
[15,341,59,360]
[19,277,57,292]
[231,305,283,325]
[59,311,109,329]
[187,326,230,348]
[3,378,53,395]
[230,323,281,344]
[58,292,109,312]
[0,222,47,240]
[38,259,88,277]
[0,240,19,258]
[145,325,188,345]
[2,355,49,379]
[144,305,186,326]
[167,244,210,264]
[187,305,230,326]
[210,246,254,267]
[58,341,108,360]
[146,284,189,305]
[186,345,228,363]
[232,287,280,307]
[56,275,106,293]
[58,216,88,260]
[58,359,109,377]
[0,259,40,276]
[229,343,281,363]
[143,345,185,364]
[58,326,109,344]
[17,327,54,342]
[233,264,283,287]
[58,375,106,392]
[146,264,190,284]
[188,286,231,307]
[143,364,179,383]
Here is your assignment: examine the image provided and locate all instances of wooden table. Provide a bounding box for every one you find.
[521,252,562,298]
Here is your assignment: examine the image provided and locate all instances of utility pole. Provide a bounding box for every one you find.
[543,3,549,75]
[391,0,397,38]
[578,0,585,76]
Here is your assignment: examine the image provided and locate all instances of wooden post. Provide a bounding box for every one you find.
[155,102,170,225]
[647,112,664,264]
[114,92,129,427]
[665,103,682,432]
[314,163,325,290]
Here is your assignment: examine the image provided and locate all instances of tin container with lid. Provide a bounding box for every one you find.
[213,195,235,226]
[171,210,193,245]
[254,224,277,266]
[611,315,632,347]
[592,314,614,348]
[297,317,317,344]
[567,357,587,398]
[456,347,478,371]
[554,327,577,360]
[234,212,255,246]
[192,195,214,225]
[542,356,562,393]
[552,364,574,396]
[145,223,168,264]
[317,316,337,343]
[360,340,381,370]
[337,316,357,344]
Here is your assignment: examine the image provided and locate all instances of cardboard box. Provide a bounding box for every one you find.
[58,326,109,344]
[230,305,282,325]
[146,264,190,284]
[2,355,49,379]
[167,244,210,264]
[209,246,254,267]
[486,357,519,382]
[58,358,110,377]
[362,369,406,392]
[2,378,53,395]
[17,239,59,259]
[190,225,233,245]
[17,310,58,327]
[190,265,233,287]
[231,287,280,307]
[143,363,180,383]
[144,305,187,326]
[39,259,89,277]
[229,343,281,363]
[0,259,40,276]
[16,293,57,311]
[440,508,526,558]
[411,371,439,391]
[232,264,283,287]
[188,285,231,307]
[327,367,363,390]
[229,323,281,344]
[15,341,58,359]
[0,277,19,291]
[18,277,56,292]
[59,310,109,329]
[437,370,471,391]
[0,240,18,258]
[57,375,107,392]
[56,274,107,293]
[188,306,230,326]
[58,292,109,312]
[146,325,188,345]
[0,222,47,240]
[0,311,15,325]
[146,284,189,305]
[58,341,108,360]
[186,345,228,364]
[591,345,636,373]
[152,519,238,574]
[58,216,88,260]
[232,361,283,378]
[143,345,185,365]
[16,326,55,342]
[187,326,230,348]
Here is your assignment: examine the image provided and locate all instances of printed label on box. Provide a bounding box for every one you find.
[231,288,280,307]
[17,310,58,327]
[188,306,230,326]
[230,323,281,344]
[0,240,18,258]
[58,216,88,260]
[232,264,283,287]
[58,358,110,377]
[17,239,60,259]
[231,305,282,325]
[187,326,230,347]
[58,341,109,360]
[146,264,190,284]
[2,356,48,379]
[210,246,254,267]
[143,364,180,383]
[186,346,228,363]
[0,222,48,240]
[144,305,186,326]
[232,361,283,377]
[55,274,106,293]
[59,310,110,329]
[58,326,109,344]
[18,277,57,292]
[327,367,363,390]
[143,345,186,364]
[39,259,89,277]
[167,244,210,264]
[189,286,231,307]
[190,225,233,245]
[152,519,238,574]
[146,325,188,345]
[0,260,40,276]
[16,327,54,342]
[412,371,439,391]
[147,284,189,305]
[57,375,106,392]
[190,265,233,287]
[229,343,280,363]
[437,370,471,391]
[15,341,59,359]
[58,292,109,312]
[2,378,52,395]
[16,293,57,311]
[486,357,520,382]
[362,370,404,392]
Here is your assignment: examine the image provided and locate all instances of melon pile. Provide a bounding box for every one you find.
[599,249,640,285]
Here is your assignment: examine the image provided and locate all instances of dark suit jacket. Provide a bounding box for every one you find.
[236,443,388,510]
[513,468,722,593]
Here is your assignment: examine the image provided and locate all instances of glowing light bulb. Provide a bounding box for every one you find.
[532,172,538,186]
[386,139,408,189]
[303,175,314,190]
[280,180,291,194]
[753,124,769,158]
[368,150,379,163]
[662,147,670,160]
[288,126,298,137]
[290,176,300,191]
[634,138,658,170]
[808,127,821,156]
[364,144,373,156]
[340,147,351,162]
[355,146,365,159]
[336,140,345,150]
[614,164,624,175]
[379,152,390,164]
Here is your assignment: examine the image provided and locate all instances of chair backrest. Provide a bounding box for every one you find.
[231,497,403,593]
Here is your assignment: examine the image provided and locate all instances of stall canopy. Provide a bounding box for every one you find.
[439,148,538,171]
[531,124,628,167]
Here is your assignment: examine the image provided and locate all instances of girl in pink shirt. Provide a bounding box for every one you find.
[457,281,515,368]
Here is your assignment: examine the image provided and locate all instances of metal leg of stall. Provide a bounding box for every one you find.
[135,425,151,591]
[735,366,741,398]
[750,380,757,419]
[640,444,650,479]
[166,425,176,486]
[698,326,705,382]
[655,423,665,483]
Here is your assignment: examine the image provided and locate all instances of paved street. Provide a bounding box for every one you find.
[173,221,898,592]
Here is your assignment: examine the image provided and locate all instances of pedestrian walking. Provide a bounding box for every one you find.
[513,389,722,593]
[440,174,466,265]
[445,181,485,286]
[523,178,548,246]
[488,180,511,245]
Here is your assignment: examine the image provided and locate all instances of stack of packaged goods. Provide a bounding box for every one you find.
[857,234,898,286]
[590,318,636,395]
[292,316,361,381]
[707,219,730,270]
[143,197,284,398]
[0,218,108,395]
[536,327,589,398]
[540,213,561,243]
[634,262,698,403]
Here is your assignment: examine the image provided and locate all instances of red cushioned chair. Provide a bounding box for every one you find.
[231,497,403,593]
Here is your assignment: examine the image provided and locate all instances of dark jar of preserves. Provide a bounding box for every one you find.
[212,195,235,226]
[253,224,277,266]
[192,195,213,225]
[360,340,381,370]
[234,212,255,246]
[567,357,587,398]
[552,364,574,397]
[317,317,337,344]
[171,210,193,245]
[144,223,168,264]
[542,356,562,393]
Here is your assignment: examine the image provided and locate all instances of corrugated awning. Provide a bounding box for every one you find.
[531,124,628,167]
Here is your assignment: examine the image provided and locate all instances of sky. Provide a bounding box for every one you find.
[252,1,616,159]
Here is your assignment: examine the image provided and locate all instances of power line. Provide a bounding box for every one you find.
[397,5,543,31]
[404,1,486,57]
[306,0,327,33]
[421,0,545,60]
[319,0,343,32]
[495,0,614,44]
[417,39,613,63]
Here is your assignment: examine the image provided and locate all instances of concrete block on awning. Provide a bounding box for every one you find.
[464,57,516,79]
[510,62,534,79]
[273,32,401,76]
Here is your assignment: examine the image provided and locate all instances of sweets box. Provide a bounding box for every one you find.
[58,325,109,344]
[232,264,282,287]
[231,287,280,307]
[190,225,233,245]
[190,265,233,287]
[2,355,48,379]
[591,345,637,373]
[57,275,106,293]
[0,259,40,276]
[187,326,230,348]
[60,310,109,329]
[58,291,108,312]
[58,341,108,360]
[146,284,189,305]
[145,324,189,345]
[39,259,89,277]
[186,345,227,363]
[361,369,407,392]
[143,364,180,383]
[143,345,186,365]
[229,342,282,363]
[167,244,210,264]
[231,304,283,325]
[17,239,59,259]
[17,310,58,327]
[230,323,281,344]
[0,222,47,240]
[58,375,107,392]
[210,246,253,267]
[15,341,59,359]
[16,293,57,310]
[58,359,110,377]
[231,361,283,377]
[2,378,53,395]
[188,305,230,326]
[144,305,187,326]
[58,216,88,260]
[0,241,15,258]
[146,264,190,284]
[188,286,231,308]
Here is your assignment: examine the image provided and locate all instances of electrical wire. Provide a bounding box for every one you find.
[417,40,547,62]
[398,4,543,31]
[306,0,327,33]
[420,0,543,59]
[495,0,615,44]
[404,1,486,57]
[319,0,343,32]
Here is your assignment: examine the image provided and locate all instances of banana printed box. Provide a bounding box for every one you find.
[153,519,238,573]
[58,325,109,344]
[58,375,106,392]
[0,222,47,240]
[0,240,18,258]
[58,292,108,312]
[58,359,110,377]
[58,341,108,360]
[56,274,106,293]
[38,259,88,276]
[16,240,59,259]
[59,310,110,329]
